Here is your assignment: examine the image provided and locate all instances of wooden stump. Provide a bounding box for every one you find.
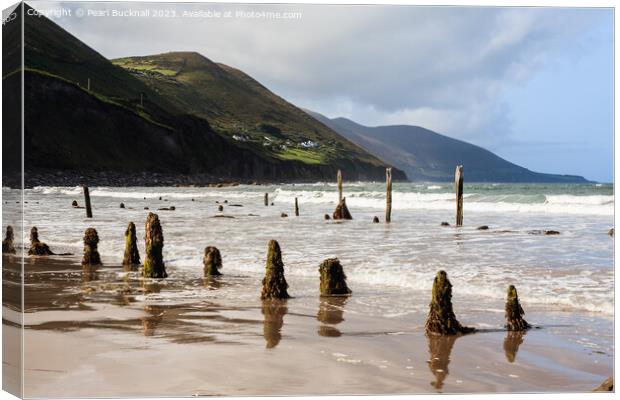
[143,212,167,278]
[2,226,15,254]
[386,167,392,223]
[505,285,531,331]
[425,270,474,335]
[319,258,352,296]
[294,197,299,217]
[123,222,141,266]
[203,246,222,276]
[83,186,93,218]
[333,197,353,220]
[455,165,463,226]
[28,227,53,256]
[261,240,290,299]
[82,228,102,266]
[264,193,269,206]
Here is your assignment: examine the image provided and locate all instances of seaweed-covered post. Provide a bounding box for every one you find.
[203,246,222,276]
[123,222,141,266]
[425,270,474,335]
[319,258,352,296]
[261,240,290,299]
[455,165,463,226]
[82,228,102,266]
[264,193,269,206]
[143,212,167,278]
[337,169,343,202]
[2,226,16,254]
[333,197,353,220]
[294,197,299,217]
[83,186,93,218]
[28,227,54,255]
[505,285,531,331]
[386,167,392,223]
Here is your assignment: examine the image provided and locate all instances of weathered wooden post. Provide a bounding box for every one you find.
[264,193,269,206]
[505,285,531,331]
[123,222,141,266]
[294,197,299,217]
[261,240,290,299]
[143,212,167,278]
[386,167,392,223]
[425,270,474,335]
[455,165,463,226]
[28,227,53,256]
[319,258,352,296]
[2,226,15,254]
[337,169,343,203]
[83,186,93,218]
[82,228,102,266]
[203,246,223,276]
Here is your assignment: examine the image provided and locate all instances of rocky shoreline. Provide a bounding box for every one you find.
[4,171,260,189]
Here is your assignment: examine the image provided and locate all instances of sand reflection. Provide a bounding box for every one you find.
[503,330,527,363]
[261,299,288,349]
[426,334,458,391]
[317,296,348,337]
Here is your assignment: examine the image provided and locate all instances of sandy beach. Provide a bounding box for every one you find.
[3,254,613,397]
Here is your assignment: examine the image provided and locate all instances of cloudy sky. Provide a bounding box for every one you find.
[36,2,613,181]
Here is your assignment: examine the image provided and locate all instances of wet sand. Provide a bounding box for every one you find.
[2,255,612,397]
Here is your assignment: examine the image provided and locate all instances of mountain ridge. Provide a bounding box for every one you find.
[307,110,589,183]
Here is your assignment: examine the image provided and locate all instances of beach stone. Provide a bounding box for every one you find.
[594,377,613,391]
[123,222,141,266]
[158,197,162,200]
[218,205,224,212]
[2,226,16,254]
[28,227,54,256]
[319,258,352,296]
[505,285,530,331]
[143,212,167,278]
[261,240,289,299]
[144,207,149,210]
[477,225,489,230]
[224,200,228,204]
[372,216,380,223]
[82,228,102,266]
[544,230,560,235]
[281,213,288,218]
[440,222,450,227]
[71,200,79,207]
[271,202,274,206]
[608,228,614,236]
[425,270,475,335]
[333,197,353,220]
[203,246,222,276]
[119,202,125,209]
[324,214,331,220]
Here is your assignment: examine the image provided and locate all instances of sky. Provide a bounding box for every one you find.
[33,2,614,182]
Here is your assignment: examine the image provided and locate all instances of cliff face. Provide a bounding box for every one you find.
[2,6,406,187]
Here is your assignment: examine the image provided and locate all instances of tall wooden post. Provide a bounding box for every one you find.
[294,197,299,216]
[455,165,463,226]
[386,167,392,223]
[337,169,343,203]
[264,193,269,206]
[83,186,93,218]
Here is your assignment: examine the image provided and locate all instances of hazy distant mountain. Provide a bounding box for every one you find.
[307,111,589,183]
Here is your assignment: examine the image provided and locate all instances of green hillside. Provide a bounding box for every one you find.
[111,52,390,169]
[3,5,405,185]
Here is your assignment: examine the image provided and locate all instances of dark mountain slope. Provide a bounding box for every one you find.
[2,5,405,185]
[308,111,588,183]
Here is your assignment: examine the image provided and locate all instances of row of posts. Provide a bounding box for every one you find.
[82,165,465,226]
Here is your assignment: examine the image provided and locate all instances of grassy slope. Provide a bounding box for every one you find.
[111,52,388,168]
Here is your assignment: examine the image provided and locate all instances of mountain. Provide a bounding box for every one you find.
[307,111,589,183]
[3,5,405,186]
[110,52,402,177]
